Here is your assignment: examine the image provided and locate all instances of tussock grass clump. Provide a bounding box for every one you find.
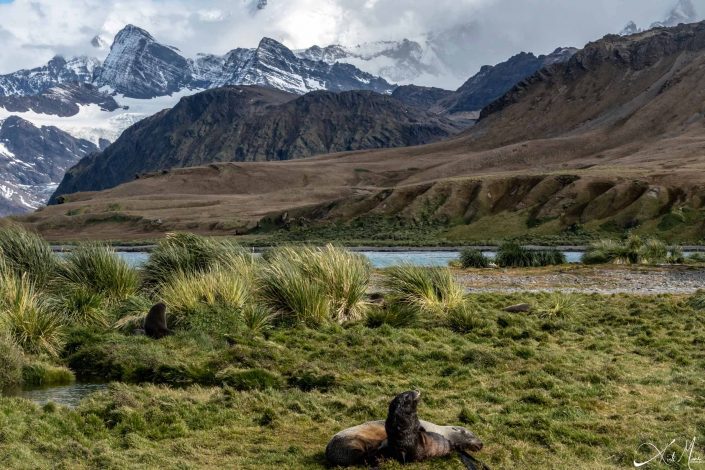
[535,291,582,317]
[582,235,672,265]
[260,245,370,325]
[668,246,685,264]
[382,264,464,315]
[581,239,629,264]
[0,334,24,390]
[0,224,57,287]
[639,237,668,264]
[22,362,74,386]
[447,301,491,333]
[0,272,64,356]
[142,233,251,287]
[259,260,331,327]
[493,244,565,267]
[159,266,253,327]
[47,286,107,327]
[54,244,139,304]
[241,305,277,336]
[533,249,566,267]
[459,248,490,268]
[495,242,536,268]
[365,304,419,328]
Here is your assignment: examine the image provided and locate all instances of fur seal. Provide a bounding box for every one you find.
[325,390,483,467]
[144,303,171,339]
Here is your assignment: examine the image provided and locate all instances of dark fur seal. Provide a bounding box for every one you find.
[144,303,171,339]
[325,390,483,467]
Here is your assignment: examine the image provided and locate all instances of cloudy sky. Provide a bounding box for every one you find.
[0,0,701,88]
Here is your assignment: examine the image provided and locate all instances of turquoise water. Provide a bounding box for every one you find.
[111,250,586,268]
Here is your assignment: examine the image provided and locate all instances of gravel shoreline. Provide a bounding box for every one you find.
[455,265,705,295]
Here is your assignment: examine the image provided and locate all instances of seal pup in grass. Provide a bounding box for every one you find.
[144,303,171,339]
[325,390,484,467]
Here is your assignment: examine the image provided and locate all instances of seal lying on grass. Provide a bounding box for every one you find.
[325,390,483,467]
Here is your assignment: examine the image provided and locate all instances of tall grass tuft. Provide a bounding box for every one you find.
[535,292,582,318]
[0,272,64,356]
[142,233,251,287]
[447,301,490,334]
[241,305,277,336]
[668,246,685,264]
[495,242,535,268]
[47,286,107,327]
[259,259,331,327]
[639,238,668,265]
[0,224,57,287]
[158,266,252,327]
[382,264,464,315]
[533,249,567,267]
[260,245,370,324]
[582,236,670,265]
[54,243,139,304]
[0,333,24,390]
[581,239,628,264]
[459,248,490,268]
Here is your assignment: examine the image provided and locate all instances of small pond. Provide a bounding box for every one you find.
[8,383,108,408]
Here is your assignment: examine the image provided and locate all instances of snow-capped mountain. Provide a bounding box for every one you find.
[0,24,397,214]
[194,37,392,95]
[0,56,101,97]
[1,24,395,101]
[95,25,192,99]
[0,116,100,215]
[621,0,698,35]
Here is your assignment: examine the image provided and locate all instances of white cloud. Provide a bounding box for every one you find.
[0,0,701,88]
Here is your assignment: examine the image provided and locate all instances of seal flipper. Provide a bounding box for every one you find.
[459,451,492,470]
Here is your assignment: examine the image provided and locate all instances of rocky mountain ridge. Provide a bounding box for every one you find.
[50,86,464,201]
[0,116,99,215]
[23,20,705,241]
[0,25,396,100]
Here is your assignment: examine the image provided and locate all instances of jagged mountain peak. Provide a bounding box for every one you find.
[96,24,191,98]
[91,34,110,50]
[113,24,156,44]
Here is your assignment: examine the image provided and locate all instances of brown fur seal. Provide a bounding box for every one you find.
[325,390,483,467]
[144,303,171,339]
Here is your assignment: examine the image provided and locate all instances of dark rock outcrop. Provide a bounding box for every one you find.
[51,86,463,201]
[440,48,577,114]
[0,83,120,117]
[391,85,454,110]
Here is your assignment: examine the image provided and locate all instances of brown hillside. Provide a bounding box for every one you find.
[19,22,705,242]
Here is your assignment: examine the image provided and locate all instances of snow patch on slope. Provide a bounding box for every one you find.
[0,88,200,144]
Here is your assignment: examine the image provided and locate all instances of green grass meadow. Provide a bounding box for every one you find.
[0,225,702,469]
